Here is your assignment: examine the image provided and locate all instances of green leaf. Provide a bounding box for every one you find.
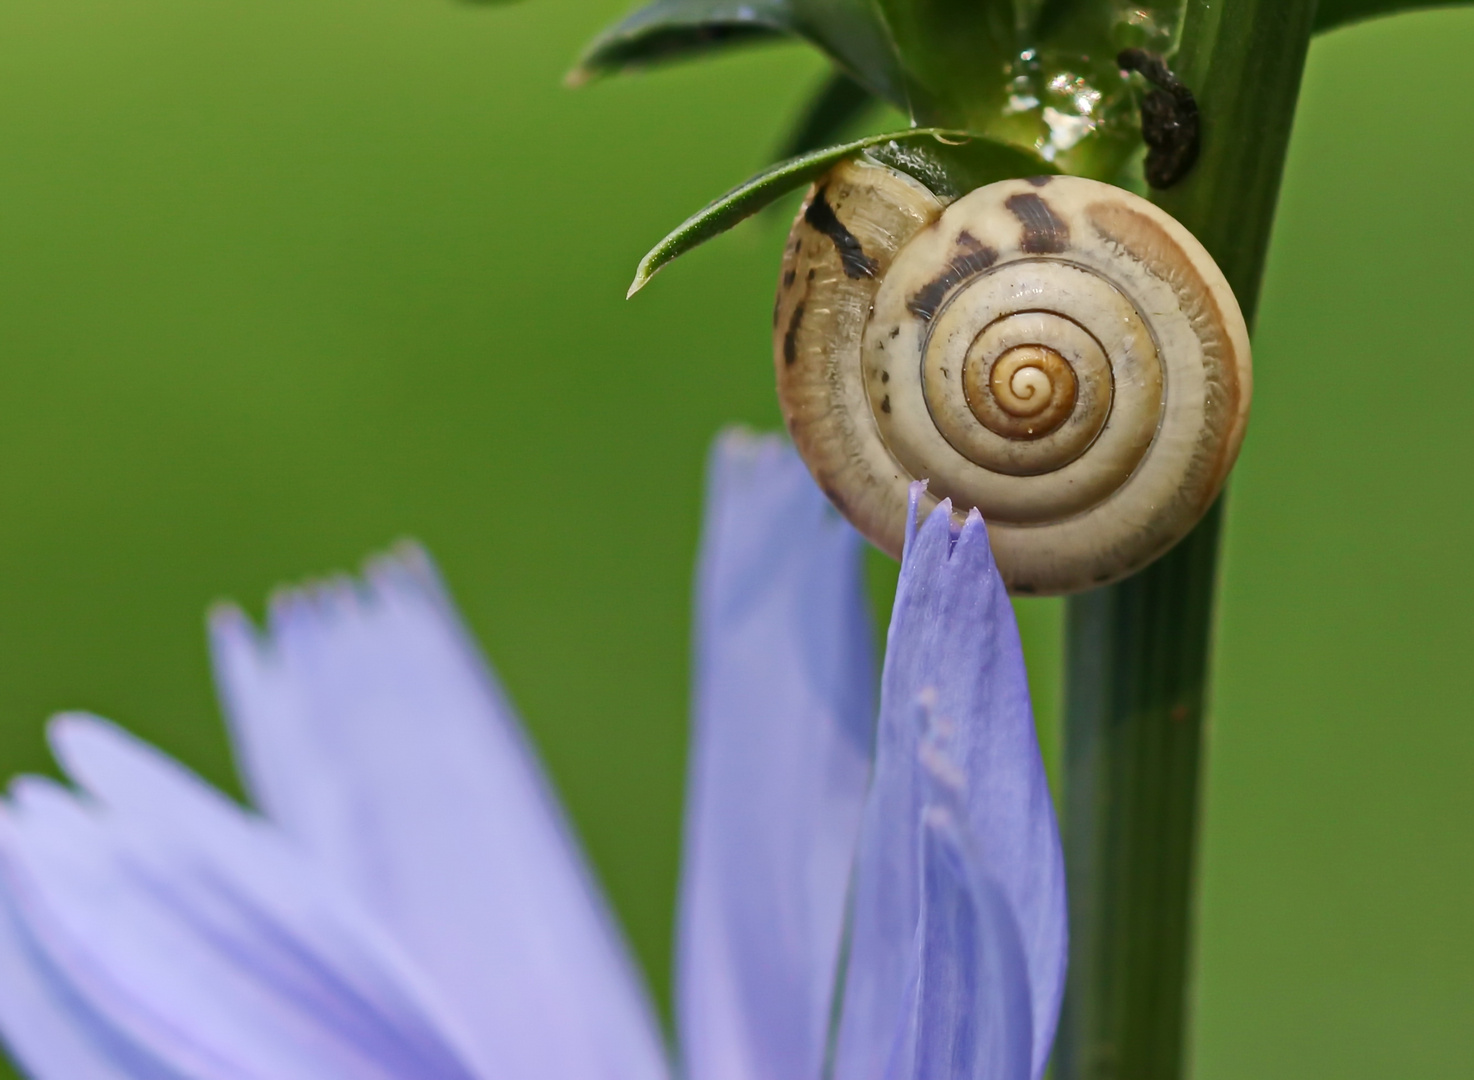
[771,0,1183,180]
[567,0,789,86]
[628,129,942,297]
[866,134,1057,199]
[773,69,878,163]
[627,129,1053,296]
[572,2,1205,182]
[569,0,905,104]
[866,0,1013,122]
[1314,0,1472,32]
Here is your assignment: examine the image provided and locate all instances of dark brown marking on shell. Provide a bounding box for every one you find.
[1026,175,1053,187]
[807,268,815,281]
[880,395,891,414]
[783,301,806,366]
[906,233,999,322]
[782,268,796,288]
[880,371,889,383]
[804,186,879,280]
[1005,192,1070,254]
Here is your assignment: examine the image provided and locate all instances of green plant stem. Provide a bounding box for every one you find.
[1054,4,1320,1079]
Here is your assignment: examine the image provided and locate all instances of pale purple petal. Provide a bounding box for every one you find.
[678,432,875,1080]
[835,493,1067,1080]
[0,881,186,1080]
[0,715,486,1080]
[208,546,667,1080]
[887,755,1033,1080]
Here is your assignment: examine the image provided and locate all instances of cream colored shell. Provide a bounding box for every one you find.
[773,162,1251,595]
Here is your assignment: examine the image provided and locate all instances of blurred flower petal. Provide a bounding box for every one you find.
[0,881,184,1080]
[678,432,875,1080]
[0,436,1068,1080]
[0,717,486,1080]
[835,495,1067,1080]
[208,547,667,1080]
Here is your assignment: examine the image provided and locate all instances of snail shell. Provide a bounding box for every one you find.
[773,160,1251,595]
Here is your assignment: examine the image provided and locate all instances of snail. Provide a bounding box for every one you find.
[773,160,1251,595]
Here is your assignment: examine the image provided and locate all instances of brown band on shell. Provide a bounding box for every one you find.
[782,301,805,366]
[776,170,1252,596]
[772,159,948,560]
[803,186,880,280]
[1087,198,1246,515]
[1005,192,1070,254]
[905,232,999,322]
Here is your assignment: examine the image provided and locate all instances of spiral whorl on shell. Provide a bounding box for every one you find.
[773,162,1251,595]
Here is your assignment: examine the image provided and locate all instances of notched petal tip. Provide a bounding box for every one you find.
[904,479,932,552]
[364,540,442,600]
[262,584,314,640]
[901,494,999,578]
[943,507,998,578]
[207,600,256,642]
[246,541,447,650]
[904,496,956,560]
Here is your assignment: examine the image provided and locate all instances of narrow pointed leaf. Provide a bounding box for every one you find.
[1314,0,1471,31]
[774,69,878,163]
[570,0,905,104]
[568,0,789,85]
[866,136,1058,201]
[628,129,946,296]
[628,130,1052,296]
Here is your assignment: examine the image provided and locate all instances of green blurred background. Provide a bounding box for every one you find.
[0,1,1469,1075]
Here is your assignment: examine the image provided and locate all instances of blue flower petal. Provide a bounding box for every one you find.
[0,716,486,1080]
[678,432,875,1080]
[0,878,186,1080]
[208,546,668,1080]
[891,748,1034,1080]
[835,494,1067,1080]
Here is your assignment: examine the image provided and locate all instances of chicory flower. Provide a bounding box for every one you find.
[0,431,1065,1080]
